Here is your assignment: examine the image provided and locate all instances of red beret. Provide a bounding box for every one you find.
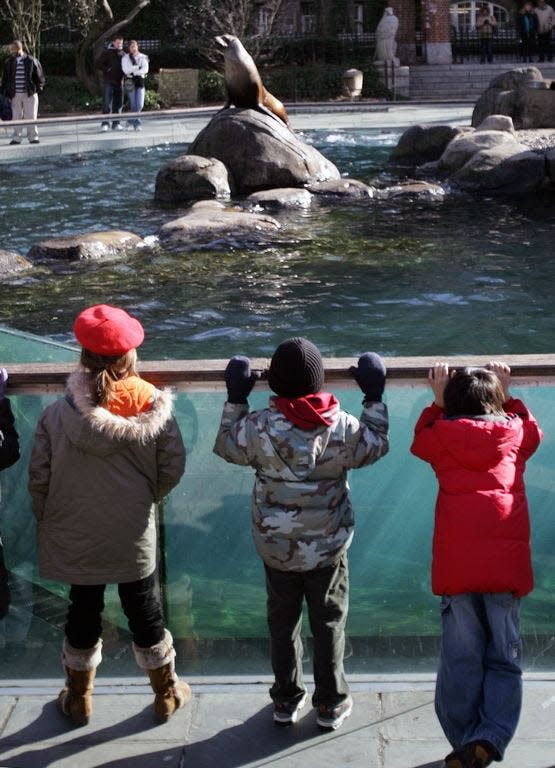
[73,304,144,356]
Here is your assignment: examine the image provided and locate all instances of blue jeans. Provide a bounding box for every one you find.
[102,82,123,128]
[435,592,522,759]
[127,86,145,127]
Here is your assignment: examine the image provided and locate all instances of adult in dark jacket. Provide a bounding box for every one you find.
[1,39,45,145]
[517,2,539,61]
[0,368,20,620]
[95,34,125,131]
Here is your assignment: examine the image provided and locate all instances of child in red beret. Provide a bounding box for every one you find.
[29,304,188,726]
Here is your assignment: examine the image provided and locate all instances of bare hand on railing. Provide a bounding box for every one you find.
[486,360,511,402]
[428,363,451,408]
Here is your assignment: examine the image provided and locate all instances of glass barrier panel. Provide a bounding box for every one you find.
[0,384,552,679]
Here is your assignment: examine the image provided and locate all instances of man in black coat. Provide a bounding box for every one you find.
[95,34,125,132]
[1,39,45,145]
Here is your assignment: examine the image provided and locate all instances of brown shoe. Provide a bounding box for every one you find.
[445,740,498,768]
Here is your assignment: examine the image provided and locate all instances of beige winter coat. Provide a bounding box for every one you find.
[28,371,185,585]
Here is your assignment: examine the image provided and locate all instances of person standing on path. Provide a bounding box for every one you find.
[122,40,149,131]
[476,5,497,63]
[411,362,543,768]
[1,40,45,145]
[95,34,125,131]
[535,0,554,61]
[28,304,190,727]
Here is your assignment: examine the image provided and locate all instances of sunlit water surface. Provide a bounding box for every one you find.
[1,127,554,359]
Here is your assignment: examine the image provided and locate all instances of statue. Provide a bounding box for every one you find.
[374,7,399,64]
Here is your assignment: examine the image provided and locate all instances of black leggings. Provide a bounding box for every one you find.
[65,572,166,649]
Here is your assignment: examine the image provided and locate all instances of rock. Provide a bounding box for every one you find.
[546,148,555,183]
[376,180,446,201]
[154,155,230,203]
[438,130,525,174]
[0,249,32,276]
[159,200,280,246]
[475,115,515,133]
[27,231,143,261]
[246,188,312,209]
[472,67,555,129]
[512,87,555,129]
[187,108,340,194]
[450,145,546,196]
[389,124,466,165]
[306,178,376,199]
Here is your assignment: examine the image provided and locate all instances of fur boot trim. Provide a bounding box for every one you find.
[62,638,103,672]
[133,628,175,671]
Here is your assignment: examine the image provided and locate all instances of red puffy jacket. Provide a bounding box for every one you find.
[411,398,542,597]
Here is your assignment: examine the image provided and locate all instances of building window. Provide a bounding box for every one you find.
[354,2,364,36]
[450,1,510,30]
[300,1,316,34]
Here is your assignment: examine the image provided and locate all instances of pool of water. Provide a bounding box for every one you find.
[1,127,554,360]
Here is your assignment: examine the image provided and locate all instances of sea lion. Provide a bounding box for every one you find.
[215,34,290,129]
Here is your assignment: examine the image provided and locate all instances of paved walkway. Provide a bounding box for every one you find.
[0,102,473,163]
[1,677,554,767]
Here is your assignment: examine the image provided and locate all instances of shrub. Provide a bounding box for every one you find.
[198,69,226,103]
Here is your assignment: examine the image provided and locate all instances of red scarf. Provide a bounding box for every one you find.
[273,392,340,430]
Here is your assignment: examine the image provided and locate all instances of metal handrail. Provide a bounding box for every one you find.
[4,354,555,394]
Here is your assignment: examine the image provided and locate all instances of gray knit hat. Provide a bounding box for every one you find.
[268,337,324,398]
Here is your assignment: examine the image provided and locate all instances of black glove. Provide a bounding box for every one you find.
[225,356,260,404]
[349,352,386,402]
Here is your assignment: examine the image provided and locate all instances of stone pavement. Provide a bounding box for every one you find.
[1,677,554,768]
[0,102,473,164]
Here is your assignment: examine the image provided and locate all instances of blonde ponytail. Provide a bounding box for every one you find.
[80,348,138,405]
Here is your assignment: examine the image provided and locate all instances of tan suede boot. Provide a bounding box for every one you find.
[57,638,102,726]
[133,629,191,723]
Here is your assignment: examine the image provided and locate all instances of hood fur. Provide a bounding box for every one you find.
[66,370,175,444]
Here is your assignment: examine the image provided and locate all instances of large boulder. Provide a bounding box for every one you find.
[0,249,32,277]
[187,108,340,194]
[438,130,526,174]
[450,145,546,196]
[472,67,555,129]
[27,231,143,261]
[158,200,280,246]
[154,155,230,203]
[389,124,466,165]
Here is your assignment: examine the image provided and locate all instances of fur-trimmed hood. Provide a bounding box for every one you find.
[64,370,175,453]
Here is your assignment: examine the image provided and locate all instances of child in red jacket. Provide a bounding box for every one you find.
[411,361,542,768]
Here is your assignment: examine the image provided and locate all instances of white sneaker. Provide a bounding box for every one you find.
[101,124,108,132]
[134,125,142,131]
[273,691,308,724]
[113,124,123,131]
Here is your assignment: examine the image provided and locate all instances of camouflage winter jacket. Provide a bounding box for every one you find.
[213,397,389,571]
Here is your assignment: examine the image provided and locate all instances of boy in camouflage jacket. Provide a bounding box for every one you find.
[214,338,389,730]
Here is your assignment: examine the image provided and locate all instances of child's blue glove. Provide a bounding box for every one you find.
[0,369,7,402]
[225,356,260,404]
[349,352,386,402]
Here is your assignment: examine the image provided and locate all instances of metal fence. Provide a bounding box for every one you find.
[451,27,554,63]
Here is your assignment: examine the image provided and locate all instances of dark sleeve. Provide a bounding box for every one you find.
[95,50,107,71]
[34,58,45,91]
[0,398,20,470]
